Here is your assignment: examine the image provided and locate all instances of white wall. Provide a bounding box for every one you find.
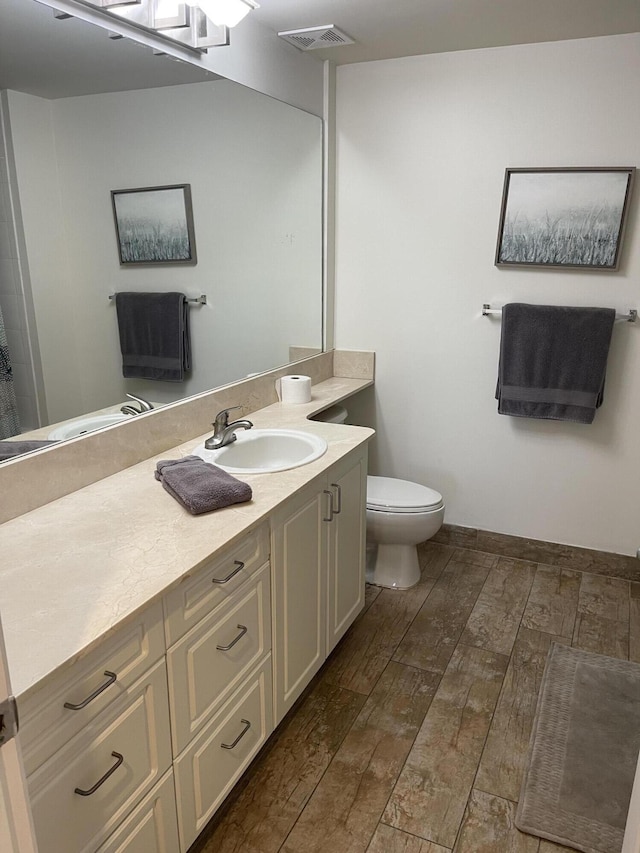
[4,92,81,425]
[0,97,46,431]
[335,33,640,555]
[8,80,322,422]
[0,118,28,430]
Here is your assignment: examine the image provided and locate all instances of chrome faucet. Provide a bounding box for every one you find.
[205,407,253,450]
[120,393,154,416]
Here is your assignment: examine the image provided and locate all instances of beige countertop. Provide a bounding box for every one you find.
[0,377,373,700]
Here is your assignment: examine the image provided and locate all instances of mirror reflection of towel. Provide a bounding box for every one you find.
[496,303,616,424]
[0,440,58,461]
[115,292,190,382]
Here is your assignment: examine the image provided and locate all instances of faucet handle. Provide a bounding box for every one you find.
[126,393,153,412]
[213,406,242,429]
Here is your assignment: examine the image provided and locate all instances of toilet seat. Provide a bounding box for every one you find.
[366,476,444,514]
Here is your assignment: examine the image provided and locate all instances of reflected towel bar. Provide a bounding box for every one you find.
[109,293,207,305]
[482,303,637,323]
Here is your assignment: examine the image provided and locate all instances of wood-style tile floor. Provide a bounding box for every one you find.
[193,541,638,853]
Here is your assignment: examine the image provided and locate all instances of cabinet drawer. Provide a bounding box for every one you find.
[174,656,273,851]
[96,770,179,853]
[21,601,165,776]
[167,561,271,755]
[29,659,172,853]
[164,523,269,645]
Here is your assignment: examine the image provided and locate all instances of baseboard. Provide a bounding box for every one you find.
[432,524,640,582]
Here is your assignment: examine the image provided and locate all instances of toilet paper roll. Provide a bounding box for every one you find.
[279,374,312,404]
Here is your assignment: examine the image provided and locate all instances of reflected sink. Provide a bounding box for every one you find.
[48,413,131,440]
[193,429,328,474]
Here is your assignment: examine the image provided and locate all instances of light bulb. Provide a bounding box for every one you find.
[185,0,258,27]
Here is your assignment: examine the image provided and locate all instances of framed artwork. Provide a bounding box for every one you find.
[111,184,197,266]
[495,167,635,270]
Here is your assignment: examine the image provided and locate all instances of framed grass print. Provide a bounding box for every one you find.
[111,184,197,266]
[495,167,635,270]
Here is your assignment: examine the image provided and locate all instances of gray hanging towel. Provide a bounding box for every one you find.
[115,292,190,381]
[496,303,616,424]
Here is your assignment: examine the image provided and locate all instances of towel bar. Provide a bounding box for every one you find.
[109,293,207,305]
[482,303,637,323]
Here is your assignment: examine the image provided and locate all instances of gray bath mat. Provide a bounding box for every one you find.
[516,643,640,853]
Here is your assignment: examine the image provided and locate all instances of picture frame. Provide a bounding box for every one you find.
[495,167,635,270]
[111,184,197,266]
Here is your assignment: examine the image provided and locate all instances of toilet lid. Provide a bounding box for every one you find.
[367,476,444,513]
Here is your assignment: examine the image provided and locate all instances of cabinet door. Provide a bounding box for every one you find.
[96,771,179,853]
[271,481,327,724]
[326,447,367,654]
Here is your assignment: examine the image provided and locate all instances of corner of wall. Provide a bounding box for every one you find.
[323,60,337,353]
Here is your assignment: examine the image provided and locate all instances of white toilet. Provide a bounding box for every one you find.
[366,476,444,589]
[313,405,445,590]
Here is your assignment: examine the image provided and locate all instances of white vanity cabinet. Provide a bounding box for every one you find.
[13,436,369,853]
[271,446,367,724]
[163,523,274,851]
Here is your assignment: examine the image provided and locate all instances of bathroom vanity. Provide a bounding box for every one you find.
[0,376,373,853]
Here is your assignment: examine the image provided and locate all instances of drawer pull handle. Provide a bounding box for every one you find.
[74,751,124,796]
[216,624,248,651]
[221,719,251,750]
[331,483,342,514]
[64,671,117,711]
[323,489,334,522]
[212,560,245,585]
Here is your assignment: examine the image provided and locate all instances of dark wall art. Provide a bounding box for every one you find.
[495,167,635,270]
[111,184,197,266]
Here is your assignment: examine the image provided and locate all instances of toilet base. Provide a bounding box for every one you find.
[366,543,421,590]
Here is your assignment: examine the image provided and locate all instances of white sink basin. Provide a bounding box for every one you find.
[48,413,132,441]
[193,429,328,474]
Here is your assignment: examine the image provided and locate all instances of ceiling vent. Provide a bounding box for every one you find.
[278,25,354,51]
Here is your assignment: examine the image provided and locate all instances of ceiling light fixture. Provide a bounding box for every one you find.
[54,0,232,50]
[186,0,258,28]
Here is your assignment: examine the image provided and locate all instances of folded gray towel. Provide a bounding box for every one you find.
[155,455,252,514]
[496,303,616,424]
[0,440,58,461]
[116,292,190,382]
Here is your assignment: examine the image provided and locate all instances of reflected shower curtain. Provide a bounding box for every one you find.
[0,304,20,439]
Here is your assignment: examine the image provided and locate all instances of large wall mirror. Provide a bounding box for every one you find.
[0,0,323,460]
